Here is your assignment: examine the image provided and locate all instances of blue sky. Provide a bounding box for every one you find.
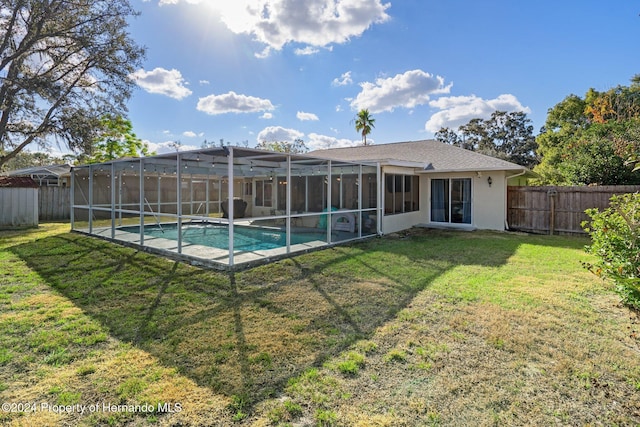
[121,0,640,154]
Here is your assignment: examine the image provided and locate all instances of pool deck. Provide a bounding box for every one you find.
[77,226,351,270]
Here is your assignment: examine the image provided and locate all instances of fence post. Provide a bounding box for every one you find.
[547,188,557,235]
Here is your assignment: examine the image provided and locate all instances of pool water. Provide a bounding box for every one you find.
[120,223,325,251]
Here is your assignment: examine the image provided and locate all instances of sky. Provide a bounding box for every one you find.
[114,0,640,154]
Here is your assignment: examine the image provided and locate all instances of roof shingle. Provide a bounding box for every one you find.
[0,176,39,188]
[311,139,526,172]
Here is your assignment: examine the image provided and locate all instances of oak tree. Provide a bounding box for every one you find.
[436,111,538,169]
[0,0,145,169]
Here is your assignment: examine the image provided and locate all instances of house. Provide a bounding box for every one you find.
[5,164,72,187]
[0,176,39,228]
[70,140,534,269]
[312,139,535,233]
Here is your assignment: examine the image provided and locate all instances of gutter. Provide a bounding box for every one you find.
[506,169,528,181]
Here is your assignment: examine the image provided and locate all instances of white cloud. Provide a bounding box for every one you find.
[425,94,531,132]
[249,126,360,149]
[158,0,202,4]
[256,126,304,143]
[197,91,275,115]
[199,79,210,85]
[145,140,200,154]
[295,46,320,56]
[183,131,204,138]
[131,67,192,100]
[156,1,391,55]
[307,133,360,150]
[255,46,273,59]
[351,69,452,113]
[261,112,274,119]
[332,71,353,86]
[297,111,319,121]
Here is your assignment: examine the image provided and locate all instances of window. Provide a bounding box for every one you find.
[255,180,272,207]
[431,178,471,224]
[384,174,419,215]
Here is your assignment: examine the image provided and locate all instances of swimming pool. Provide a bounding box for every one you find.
[120,223,326,252]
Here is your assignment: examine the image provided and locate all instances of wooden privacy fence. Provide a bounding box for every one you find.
[39,186,70,221]
[507,185,640,235]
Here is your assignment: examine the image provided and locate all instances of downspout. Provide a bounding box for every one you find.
[504,169,527,230]
[377,162,382,235]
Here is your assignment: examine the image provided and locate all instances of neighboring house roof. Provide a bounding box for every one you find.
[0,176,39,188]
[5,164,72,178]
[311,139,530,174]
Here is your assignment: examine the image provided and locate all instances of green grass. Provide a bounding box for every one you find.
[1,223,639,425]
[335,351,366,376]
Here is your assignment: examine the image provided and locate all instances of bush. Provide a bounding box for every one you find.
[582,193,640,309]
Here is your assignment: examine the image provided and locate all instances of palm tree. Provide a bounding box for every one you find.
[353,109,375,145]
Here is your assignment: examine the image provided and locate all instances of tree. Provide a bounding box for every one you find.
[353,109,375,145]
[87,115,152,163]
[434,127,461,147]
[168,141,183,152]
[533,94,589,184]
[435,111,539,168]
[559,120,640,185]
[0,0,145,169]
[0,151,64,172]
[534,78,640,184]
[256,139,308,154]
[201,139,216,149]
[459,117,492,154]
[489,111,538,168]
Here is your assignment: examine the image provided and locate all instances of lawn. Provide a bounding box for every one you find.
[1,223,639,426]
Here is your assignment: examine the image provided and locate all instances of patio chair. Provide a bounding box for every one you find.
[221,198,247,218]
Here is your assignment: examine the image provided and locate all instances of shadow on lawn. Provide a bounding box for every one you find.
[9,228,560,410]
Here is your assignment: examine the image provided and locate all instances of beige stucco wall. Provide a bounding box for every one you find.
[471,171,508,230]
[382,210,424,234]
[381,168,509,233]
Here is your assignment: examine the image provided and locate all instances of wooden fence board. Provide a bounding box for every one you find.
[38,186,70,221]
[507,185,640,235]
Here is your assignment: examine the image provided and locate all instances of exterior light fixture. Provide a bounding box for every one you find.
[487,176,493,187]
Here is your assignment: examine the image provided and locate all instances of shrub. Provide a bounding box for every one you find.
[582,193,640,309]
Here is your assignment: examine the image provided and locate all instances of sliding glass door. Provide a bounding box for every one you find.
[431,178,471,224]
